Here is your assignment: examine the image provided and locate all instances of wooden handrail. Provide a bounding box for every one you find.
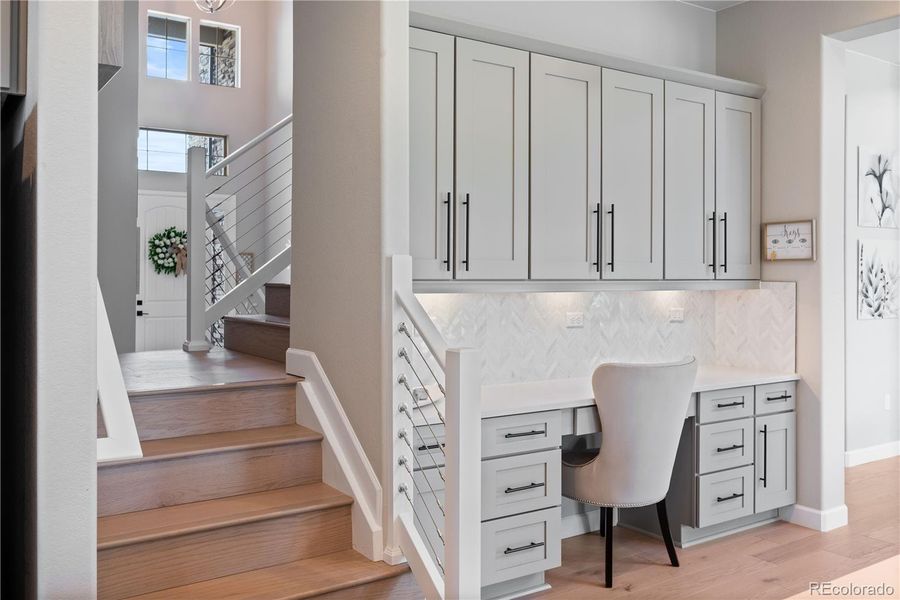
[206,113,293,178]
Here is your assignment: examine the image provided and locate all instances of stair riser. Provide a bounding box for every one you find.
[310,572,420,600]
[99,442,321,516]
[131,384,297,441]
[224,320,289,363]
[265,284,290,318]
[98,505,351,600]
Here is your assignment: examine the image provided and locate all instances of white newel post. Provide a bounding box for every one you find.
[445,348,482,599]
[184,146,210,352]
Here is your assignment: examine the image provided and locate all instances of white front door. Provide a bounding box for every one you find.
[136,192,187,351]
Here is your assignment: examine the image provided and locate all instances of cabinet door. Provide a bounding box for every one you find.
[716,92,761,280]
[665,82,715,280]
[755,412,796,512]
[410,28,454,280]
[530,54,601,280]
[456,39,529,280]
[601,69,664,279]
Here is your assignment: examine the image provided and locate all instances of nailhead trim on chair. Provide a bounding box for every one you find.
[562,495,667,509]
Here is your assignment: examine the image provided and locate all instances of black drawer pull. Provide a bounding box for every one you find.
[766,394,792,402]
[716,400,744,408]
[417,443,445,451]
[504,541,545,555]
[716,444,744,453]
[716,492,744,503]
[760,424,768,488]
[504,430,546,439]
[505,482,545,494]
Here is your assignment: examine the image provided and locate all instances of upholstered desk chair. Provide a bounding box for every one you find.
[562,357,698,588]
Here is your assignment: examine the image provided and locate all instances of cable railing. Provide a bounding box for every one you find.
[184,115,293,351]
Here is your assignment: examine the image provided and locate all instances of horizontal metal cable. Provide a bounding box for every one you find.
[206,137,292,202]
[399,348,446,424]
[398,456,445,520]
[208,165,292,223]
[205,200,292,270]
[398,381,446,456]
[398,322,445,395]
[398,421,445,483]
[398,483,445,574]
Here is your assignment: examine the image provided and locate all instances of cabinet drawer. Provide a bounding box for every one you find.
[697,418,754,474]
[697,465,755,527]
[482,411,561,459]
[482,449,561,521]
[481,506,561,586]
[413,465,445,494]
[755,381,796,415]
[414,423,445,468]
[697,387,753,423]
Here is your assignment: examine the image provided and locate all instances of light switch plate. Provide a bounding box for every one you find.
[669,308,685,323]
[566,312,584,328]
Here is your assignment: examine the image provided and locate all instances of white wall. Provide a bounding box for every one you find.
[717,1,900,527]
[843,49,900,455]
[411,0,716,73]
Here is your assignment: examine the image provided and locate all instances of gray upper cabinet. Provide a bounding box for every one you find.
[409,28,455,280]
[456,39,530,280]
[601,69,664,280]
[530,54,601,280]
[665,82,716,280]
[716,92,761,280]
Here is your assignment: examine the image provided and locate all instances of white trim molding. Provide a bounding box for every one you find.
[780,503,849,532]
[287,348,384,560]
[845,441,900,467]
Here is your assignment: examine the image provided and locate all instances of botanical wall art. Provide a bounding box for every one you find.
[858,147,898,228]
[858,239,899,320]
[764,220,815,261]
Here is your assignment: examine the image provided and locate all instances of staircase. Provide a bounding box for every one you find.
[97,349,414,599]
[223,282,290,362]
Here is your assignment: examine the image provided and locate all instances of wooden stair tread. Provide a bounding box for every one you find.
[128,549,410,600]
[128,376,301,399]
[223,314,290,327]
[98,483,350,550]
[103,425,322,466]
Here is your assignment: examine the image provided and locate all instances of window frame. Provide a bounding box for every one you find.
[137,127,229,176]
[198,20,241,88]
[146,10,192,82]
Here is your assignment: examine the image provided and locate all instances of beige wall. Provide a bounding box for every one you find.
[717,1,899,517]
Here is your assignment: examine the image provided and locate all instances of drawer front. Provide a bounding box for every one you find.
[481,506,561,586]
[414,423,446,468]
[755,381,796,415]
[482,449,561,520]
[414,489,446,565]
[413,464,445,494]
[697,387,754,423]
[697,418,754,474]
[697,465,755,527]
[482,411,562,458]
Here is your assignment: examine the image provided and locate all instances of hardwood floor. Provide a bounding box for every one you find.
[537,457,899,599]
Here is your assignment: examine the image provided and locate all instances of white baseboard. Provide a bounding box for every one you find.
[560,509,606,539]
[780,503,848,532]
[845,441,900,467]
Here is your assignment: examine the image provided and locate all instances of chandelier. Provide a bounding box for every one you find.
[194,0,236,14]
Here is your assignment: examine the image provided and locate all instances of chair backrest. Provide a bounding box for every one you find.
[592,357,698,506]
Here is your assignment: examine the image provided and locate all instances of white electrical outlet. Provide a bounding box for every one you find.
[669,308,685,323]
[885,393,892,411]
[566,312,584,328]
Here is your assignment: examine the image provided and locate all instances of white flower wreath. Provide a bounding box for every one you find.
[148,226,188,276]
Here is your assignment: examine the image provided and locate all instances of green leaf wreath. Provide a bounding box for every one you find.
[148,226,188,276]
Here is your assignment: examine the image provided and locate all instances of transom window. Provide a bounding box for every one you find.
[138,128,227,175]
[199,24,239,87]
[147,14,189,81]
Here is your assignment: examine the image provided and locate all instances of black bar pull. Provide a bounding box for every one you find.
[716,444,744,453]
[708,211,717,273]
[607,204,615,272]
[444,192,452,271]
[461,193,471,271]
[766,394,792,402]
[417,443,445,451]
[759,424,768,487]
[720,212,728,273]
[504,541,545,555]
[504,429,546,439]
[505,482,545,494]
[592,203,601,272]
[716,492,744,503]
[716,400,744,408]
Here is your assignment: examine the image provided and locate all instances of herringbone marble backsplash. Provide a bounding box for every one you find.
[417,282,795,385]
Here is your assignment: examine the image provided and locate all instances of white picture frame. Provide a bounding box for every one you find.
[764,220,816,261]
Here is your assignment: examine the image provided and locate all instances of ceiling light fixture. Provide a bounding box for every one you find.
[194,0,236,14]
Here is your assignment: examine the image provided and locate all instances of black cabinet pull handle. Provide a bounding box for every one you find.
[759,424,768,487]
[505,482,545,494]
[708,211,717,273]
[461,193,470,271]
[417,443,445,451]
[592,203,601,272]
[504,429,546,439]
[719,212,728,273]
[607,204,615,272]
[716,492,744,503]
[716,444,744,453]
[716,400,744,408]
[504,541,545,555]
[766,394,792,402]
[444,192,451,271]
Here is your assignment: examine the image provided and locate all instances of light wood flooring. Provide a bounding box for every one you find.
[536,456,899,599]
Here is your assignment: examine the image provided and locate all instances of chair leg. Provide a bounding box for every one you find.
[656,499,679,567]
[599,507,606,537]
[604,507,614,588]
